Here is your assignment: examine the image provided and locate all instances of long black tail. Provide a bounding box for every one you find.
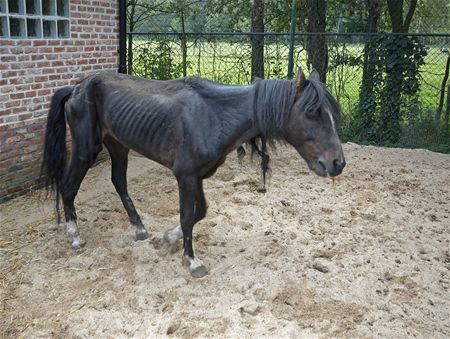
[41,86,73,222]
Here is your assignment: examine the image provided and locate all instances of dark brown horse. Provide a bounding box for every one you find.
[41,69,345,277]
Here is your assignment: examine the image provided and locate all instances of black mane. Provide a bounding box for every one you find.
[252,78,297,140]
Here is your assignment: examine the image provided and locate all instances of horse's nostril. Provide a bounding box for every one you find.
[333,159,345,172]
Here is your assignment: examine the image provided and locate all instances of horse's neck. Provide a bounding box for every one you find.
[252,79,296,141]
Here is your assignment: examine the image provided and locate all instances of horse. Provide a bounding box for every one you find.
[41,69,345,278]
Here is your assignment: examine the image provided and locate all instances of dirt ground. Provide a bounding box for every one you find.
[1,142,449,338]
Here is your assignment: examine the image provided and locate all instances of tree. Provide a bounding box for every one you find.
[355,0,382,139]
[386,0,417,33]
[203,0,250,32]
[251,0,265,79]
[379,0,421,143]
[435,53,449,122]
[326,0,367,33]
[303,0,328,82]
[412,0,450,33]
[126,0,168,74]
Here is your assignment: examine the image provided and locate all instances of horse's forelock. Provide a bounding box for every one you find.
[299,79,341,122]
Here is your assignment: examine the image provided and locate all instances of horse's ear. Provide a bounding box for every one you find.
[295,68,307,94]
[309,69,321,81]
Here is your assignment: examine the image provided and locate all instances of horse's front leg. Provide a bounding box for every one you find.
[176,175,208,278]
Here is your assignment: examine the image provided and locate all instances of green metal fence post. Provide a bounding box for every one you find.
[287,0,297,79]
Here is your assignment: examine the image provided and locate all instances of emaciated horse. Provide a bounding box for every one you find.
[41,69,345,277]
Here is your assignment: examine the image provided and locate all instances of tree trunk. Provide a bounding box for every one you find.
[387,0,417,33]
[445,84,450,138]
[305,0,328,83]
[436,55,450,121]
[386,0,404,32]
[251,0,264,80]
[380,0,418,143]
[356,0,381,138]
[366,0,381,33]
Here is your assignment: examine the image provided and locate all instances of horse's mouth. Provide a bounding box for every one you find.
[308,160,328,177]
[307,158,345,177]
[297,149,345,177]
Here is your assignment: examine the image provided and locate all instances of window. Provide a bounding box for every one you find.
[0,0,69,38]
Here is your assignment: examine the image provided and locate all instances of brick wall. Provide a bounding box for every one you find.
[0,0,119,202]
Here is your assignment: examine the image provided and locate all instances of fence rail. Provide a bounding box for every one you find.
[127,31,450,152]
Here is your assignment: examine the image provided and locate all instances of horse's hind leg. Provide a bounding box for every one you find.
[163,181,206,247]
[104,137,149,241]
[61,155,97,249]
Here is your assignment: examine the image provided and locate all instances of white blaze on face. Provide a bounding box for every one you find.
[326,109,345,163]
[326,109,336,133]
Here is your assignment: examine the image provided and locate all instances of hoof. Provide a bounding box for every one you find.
[182,256,208,278]
[190,264,208,278]
[135,229,149,241]
[163,226,183,246]
[163,229,175,244]
[72,238,86,250]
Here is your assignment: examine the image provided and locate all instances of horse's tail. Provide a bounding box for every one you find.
[41,86,73,223]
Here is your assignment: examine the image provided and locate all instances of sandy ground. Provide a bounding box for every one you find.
[0,142,449,338]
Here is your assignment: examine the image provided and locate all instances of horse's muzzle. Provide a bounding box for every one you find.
[311,158,346,177]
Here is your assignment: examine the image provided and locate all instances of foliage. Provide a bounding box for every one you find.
[413,0,450,33]
[127,0,450,34]
[132,39,184,79]
[327,41,362,110]
[126,0,167,31]
[399,108,450,153]
[325,0,450,33]
[354,35,428,143]
[325,0,368,32]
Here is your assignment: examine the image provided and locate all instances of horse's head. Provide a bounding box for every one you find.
[284,69,345,177]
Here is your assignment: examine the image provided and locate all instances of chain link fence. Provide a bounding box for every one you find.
[127,32,450,152]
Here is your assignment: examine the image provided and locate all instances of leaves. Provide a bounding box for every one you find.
[355,34,427,143]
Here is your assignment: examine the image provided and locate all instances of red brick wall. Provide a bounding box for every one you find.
[0,0,119,202]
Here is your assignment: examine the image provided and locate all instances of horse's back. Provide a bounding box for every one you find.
[83,72,192,96]
[66,72,246,172]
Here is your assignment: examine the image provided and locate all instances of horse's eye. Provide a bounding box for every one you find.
[306,109,320,118]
